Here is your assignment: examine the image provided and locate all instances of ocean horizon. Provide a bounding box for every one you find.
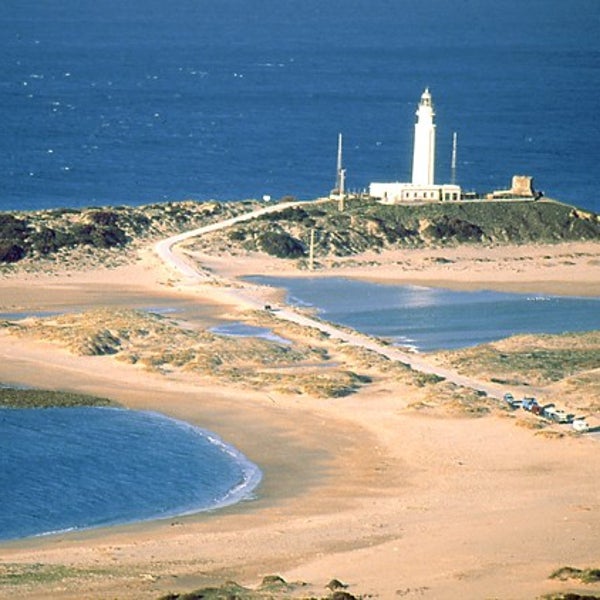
[1,0,598,213]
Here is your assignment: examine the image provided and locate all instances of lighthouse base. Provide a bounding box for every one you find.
[369,182,461,204]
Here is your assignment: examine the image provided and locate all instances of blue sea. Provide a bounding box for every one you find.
[1,0,599,212]
[248,276,600,351]
[0,407,261,541]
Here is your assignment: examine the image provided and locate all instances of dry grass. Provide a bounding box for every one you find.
[2,309,377,399]
[544,370,600,412]
[406,382,496,417]
[2,308,496,413]
[432,331,600,413]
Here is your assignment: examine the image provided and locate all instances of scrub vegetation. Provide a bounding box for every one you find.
[0,387,115,409]
[550,566,600,584]
[0,563,110,587]
[158,575,363,600]
[1,309,373,399]
[1,308,507,417]
[193,199,600,260]
[433,331,600,411]
[2,198,598,268]
[0,200,259,267]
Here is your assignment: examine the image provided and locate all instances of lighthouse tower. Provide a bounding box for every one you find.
[369,87,460,204]
[411,88,436,186]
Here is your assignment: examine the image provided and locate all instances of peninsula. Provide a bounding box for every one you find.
[0,196,599,600]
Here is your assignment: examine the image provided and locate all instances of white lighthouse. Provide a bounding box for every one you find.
[411,88,436,185]
[369,88,461,204]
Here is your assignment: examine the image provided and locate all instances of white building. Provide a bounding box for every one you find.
[369,181,461,203]
[369,88,461,204]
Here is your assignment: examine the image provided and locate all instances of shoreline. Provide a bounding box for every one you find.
[0,405,264,544]
[0,346,371,596]
[0,240,599,598]
[192,240,600,298]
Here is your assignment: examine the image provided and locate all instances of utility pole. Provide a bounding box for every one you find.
[336,133,343,191]
[308,228,315,271]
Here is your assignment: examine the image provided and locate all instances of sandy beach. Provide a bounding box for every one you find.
[1,238,599,599]
[193,240,600,297]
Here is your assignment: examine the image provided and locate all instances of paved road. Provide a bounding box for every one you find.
[155,200,307,279]
[262,304,506,397]
[154,201,507,401]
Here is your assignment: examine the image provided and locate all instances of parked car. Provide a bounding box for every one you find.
[572,418,590,432]
[541,403,556,419]
[503,393,520,409]
[521,397,539,412]
[549,409,575,424]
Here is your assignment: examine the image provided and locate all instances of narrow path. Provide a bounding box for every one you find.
[154,202,506,400]
[261,303,505,398]
[154,200,306,279]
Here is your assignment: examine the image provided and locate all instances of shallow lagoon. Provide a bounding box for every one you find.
[211,322,291,345]
[0,407,261,541]
[247,277,600,351]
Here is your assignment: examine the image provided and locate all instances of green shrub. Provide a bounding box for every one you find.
[0,243,26,263]
[70,223,127,248]
[228,229,246,241]
[259,206,311,223]
[0,214,28,239]
[258,231,306,258]
[86,210,119,226]
[30,227,59,255]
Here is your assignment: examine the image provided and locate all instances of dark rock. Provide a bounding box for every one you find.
[259,574,289,590]
[326,578,348,590]
[330,592,359,600]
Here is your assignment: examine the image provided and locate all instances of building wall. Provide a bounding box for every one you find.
[489,175,537,199]
[370,182,461,204]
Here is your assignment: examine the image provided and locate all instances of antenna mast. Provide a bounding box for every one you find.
[451,131,458,186]
[335,133,346,210]
[336,133,344,191]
